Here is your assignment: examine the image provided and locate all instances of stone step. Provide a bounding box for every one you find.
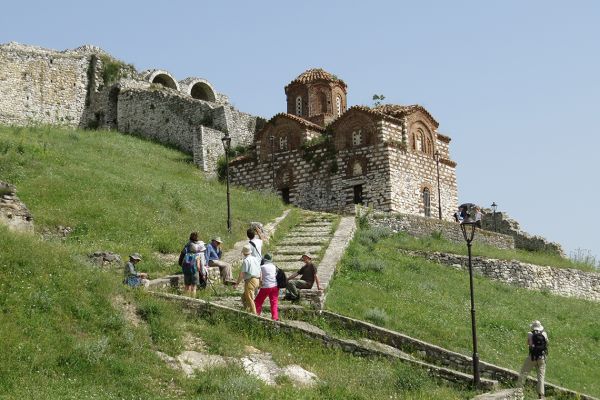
[285,232,330,238]
[278,237,329,246]
[298,222,332,228]
[273,245,322,255]
[277,262,303,271]
[290,228,331,235]
[272,254,320,262]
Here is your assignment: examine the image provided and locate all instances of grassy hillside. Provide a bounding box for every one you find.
[0,125,286,275]
[325,226,600,397]
[0,126,476,399]
[1,227,481,399]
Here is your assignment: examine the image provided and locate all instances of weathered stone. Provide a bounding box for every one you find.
[0,181,33,233]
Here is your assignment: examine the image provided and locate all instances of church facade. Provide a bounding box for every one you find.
[229,69,458,219]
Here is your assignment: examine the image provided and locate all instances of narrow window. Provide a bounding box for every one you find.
[279,136,288,151]
[336,96,342,116]
[352,129,362,147]
[423,188,431,217]
[296,96,302,116]
[353,185,364,205]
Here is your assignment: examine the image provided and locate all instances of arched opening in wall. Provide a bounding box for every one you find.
[190,82,216,102]
[281,187,290,204]
[319,92,328,113]
[151,74,178,90]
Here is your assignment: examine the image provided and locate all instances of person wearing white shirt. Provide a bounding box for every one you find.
[254,253,279,320]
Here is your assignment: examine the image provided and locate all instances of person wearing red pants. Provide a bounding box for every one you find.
[254,253,279,321]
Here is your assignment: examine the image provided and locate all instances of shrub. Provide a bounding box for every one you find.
[364,308,389,326]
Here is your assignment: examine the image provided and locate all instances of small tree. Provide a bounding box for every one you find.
[372,94,385,107]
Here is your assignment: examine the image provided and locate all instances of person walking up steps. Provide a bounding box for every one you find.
[254,253,279,321]
[518,320,549,399]
[234,244,261,314]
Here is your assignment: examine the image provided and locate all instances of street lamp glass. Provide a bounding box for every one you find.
[221,134,231,151]
[460,221,477,243]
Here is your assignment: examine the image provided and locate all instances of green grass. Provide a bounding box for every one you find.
[325,226,600,397]
[391,229,594,271]
[0,125,286,276]
[0,227,475,399]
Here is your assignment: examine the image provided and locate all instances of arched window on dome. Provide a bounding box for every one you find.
[319,92,328,113]
[336,96,342,116]
[296,96,302,116]
[279,136,288,152]
[423,187,431,217]
[352,129,363,147]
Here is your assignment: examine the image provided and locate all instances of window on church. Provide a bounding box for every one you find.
[352,161,363,176]
[423,188,431,217]
[352,129,363,147]
[279,136,288,151]
[296,96,302,116]
[415,130,423,152]
[336,96,342,116]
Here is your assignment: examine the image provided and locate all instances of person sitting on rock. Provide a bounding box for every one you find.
[123,253,149,287]
[285,253,321,301]
[205,237,234,285]
[254,253,279,321]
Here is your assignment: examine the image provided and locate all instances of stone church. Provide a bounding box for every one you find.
[229,68,459,220]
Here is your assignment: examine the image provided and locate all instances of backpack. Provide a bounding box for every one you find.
[530,330,548,360]
[182,253,197,275]
[275,266,287,289]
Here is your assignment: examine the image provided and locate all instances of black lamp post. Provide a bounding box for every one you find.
[491,202,497,232]
[434,150,442,220]
[221,133,232,233]
[270,135,275,189]
[460,221,480,387]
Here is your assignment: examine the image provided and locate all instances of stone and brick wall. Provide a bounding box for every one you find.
[0,181,33,233]
[0,42,262,174]
[367,211,515,249]
[404,250,600,302]
[0,42,92,127]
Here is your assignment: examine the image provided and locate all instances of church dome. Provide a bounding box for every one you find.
[288,68,346,87]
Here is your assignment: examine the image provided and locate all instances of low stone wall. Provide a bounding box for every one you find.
[367,211,515,249]
[472,388,523,400]
[151,292,497,390]
[404,250,600,302]
[315,311,596,400]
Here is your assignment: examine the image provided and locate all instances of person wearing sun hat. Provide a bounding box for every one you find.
[518,320,549,399]
[234,244,261,314]
[285,253,321,301]
[123,253,149,288]
[205,237,234,285]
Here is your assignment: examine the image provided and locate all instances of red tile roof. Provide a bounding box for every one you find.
[373,104,439,128]
[268,113,326,131]
[287,68,347,87]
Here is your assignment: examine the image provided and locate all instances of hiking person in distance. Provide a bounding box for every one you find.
[123,253,149,288]
[233,244,261,314]
[254,253,279,321]
[247,225,267,259]
[178,231,199,267]
[181,241,206,297]
[285,253,321,301]
[518,320,548,399]
[205,237,235,285]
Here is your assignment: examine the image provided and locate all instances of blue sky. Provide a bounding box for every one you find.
[2,1,599,260]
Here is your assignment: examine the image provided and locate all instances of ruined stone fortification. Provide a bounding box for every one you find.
[0,181,33,233]
[0,42,263,173]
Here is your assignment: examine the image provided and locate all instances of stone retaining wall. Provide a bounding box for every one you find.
[314,310,596,400]
[405,250,600,302]
[367,211,515,249]
[151,292,497,390]
[0,181,33,233]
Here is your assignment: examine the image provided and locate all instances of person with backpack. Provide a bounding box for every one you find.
[518,320,549,399]
[247,226,266,259]
[254,253,282,321]
[181,241,206,297]
[178,232,199,268]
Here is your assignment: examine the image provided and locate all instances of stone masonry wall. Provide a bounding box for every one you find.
[405,250,600,302]
[0,181,33,233]
[0,43,91,127]
[367,211,515,249]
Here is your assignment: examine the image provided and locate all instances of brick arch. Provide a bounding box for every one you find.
[346,155,368,177]
[332,111,378,151]
[275,165,294,189]
[410,121,434,156]
[257,119,305,161]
